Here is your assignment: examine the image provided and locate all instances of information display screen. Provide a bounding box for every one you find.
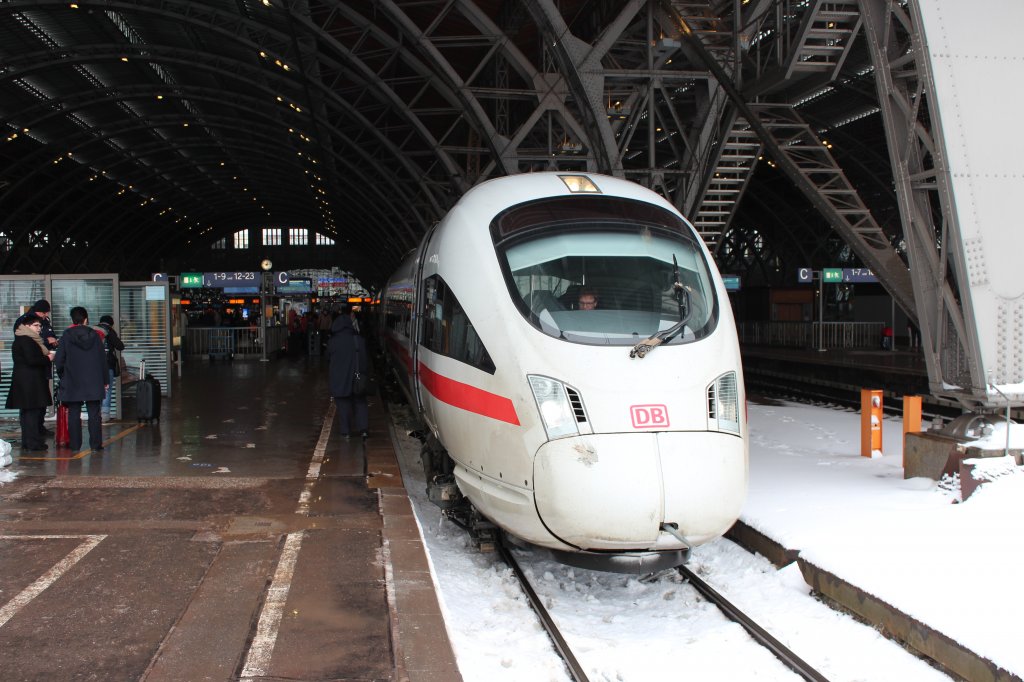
[276,278,313,295]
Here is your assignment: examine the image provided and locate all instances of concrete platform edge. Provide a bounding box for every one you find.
[797,557,1019,682]
[725,520,800,568]
[728,520,1019,681]
[379,416,464,682]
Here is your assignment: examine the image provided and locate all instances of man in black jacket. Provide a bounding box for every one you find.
[54,307,108,452]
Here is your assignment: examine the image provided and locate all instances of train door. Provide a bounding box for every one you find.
[411,224,440,421]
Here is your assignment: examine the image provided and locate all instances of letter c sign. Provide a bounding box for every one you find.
[631,404,670,429]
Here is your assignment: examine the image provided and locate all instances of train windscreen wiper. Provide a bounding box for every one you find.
[630,254,691,359]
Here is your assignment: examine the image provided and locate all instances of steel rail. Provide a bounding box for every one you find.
[496,541,590,682]
[678,566,830,682]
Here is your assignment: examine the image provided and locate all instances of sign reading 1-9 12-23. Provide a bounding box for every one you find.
[204,272,257,287]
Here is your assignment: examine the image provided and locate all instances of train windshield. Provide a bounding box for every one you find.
[492,196,719,346]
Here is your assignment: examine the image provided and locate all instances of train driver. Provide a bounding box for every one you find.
[577,288,598,310]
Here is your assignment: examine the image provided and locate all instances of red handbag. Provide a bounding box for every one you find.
[55,404,70,447]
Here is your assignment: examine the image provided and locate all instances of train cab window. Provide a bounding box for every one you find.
[492,196,719,346]
[421,275,496,373]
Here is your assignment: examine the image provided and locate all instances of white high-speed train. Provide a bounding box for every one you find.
[381,172,747,572]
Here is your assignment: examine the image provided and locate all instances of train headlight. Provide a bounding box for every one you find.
[708,371,741,435]
[528,375,579,440]
[558,174,601,193]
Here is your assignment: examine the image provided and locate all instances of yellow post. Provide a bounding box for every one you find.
[861,389,883,458]
[902,395,922,467]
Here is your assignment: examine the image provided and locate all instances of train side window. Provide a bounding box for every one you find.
[421,275,496,374]
[384,284,413,337]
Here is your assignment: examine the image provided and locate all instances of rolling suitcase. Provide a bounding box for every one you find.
[135,360,161,423]
[55,403,70,447]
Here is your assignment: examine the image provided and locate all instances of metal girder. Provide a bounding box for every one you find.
[665,2,916,320]
[289,1,467,203]
[521,0,625,174]
[858,0,981,406]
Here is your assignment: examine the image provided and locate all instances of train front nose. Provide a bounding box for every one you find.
[532,432,747,551]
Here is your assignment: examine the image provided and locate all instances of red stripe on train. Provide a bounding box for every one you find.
[418,361,520,426]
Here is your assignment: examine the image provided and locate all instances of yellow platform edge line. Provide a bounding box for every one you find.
[16,423,146,461]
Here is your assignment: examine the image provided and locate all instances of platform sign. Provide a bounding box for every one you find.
[797,267,814,283]
[843,268,878,283]
[823,268,843,283]
[722,274,741,292]
[180,272,203,288]
[204,272,258,288]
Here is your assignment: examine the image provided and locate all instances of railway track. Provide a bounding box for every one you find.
[498,540,831,682]
[739,348,988,425]
[677,565,830,682]
[747,375,963,423]
[496,542,590,682]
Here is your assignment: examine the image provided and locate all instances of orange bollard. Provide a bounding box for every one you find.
[861,389,883,458]
[902,395,922,467]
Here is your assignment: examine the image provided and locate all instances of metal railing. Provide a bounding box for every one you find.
[184,326,289,357]
[738,321,886,350]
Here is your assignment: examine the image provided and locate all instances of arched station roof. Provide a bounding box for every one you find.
[0,1,912,291]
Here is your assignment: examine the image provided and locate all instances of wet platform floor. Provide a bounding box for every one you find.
[0,356,460,681]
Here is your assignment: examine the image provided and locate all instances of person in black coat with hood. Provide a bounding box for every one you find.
[326,313,370,439]
[5,313,54,452]
[97,314,125,420]
[54,306,108,452]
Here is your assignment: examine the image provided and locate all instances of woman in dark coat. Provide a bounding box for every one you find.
[326,314,370,439]
[5,313,53,452]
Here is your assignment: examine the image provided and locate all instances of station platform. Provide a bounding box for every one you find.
[0,356,460,681]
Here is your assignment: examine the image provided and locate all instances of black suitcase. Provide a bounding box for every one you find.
[136,360,161,423]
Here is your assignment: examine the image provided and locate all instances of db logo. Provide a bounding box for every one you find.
[630,404,670,429]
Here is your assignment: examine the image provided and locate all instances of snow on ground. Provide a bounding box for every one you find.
[747,401,1024,676]
[0,439,15,483]
[388,401,973,682]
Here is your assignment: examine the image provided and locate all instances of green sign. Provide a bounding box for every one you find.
[822,268,843,283]
[180,272,204,288]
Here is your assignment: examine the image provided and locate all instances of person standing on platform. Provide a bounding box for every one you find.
[54,307,108,452]
[13,299,59,428]
[317,307,332,351]
[97,315,125,421]
[5,314,54,452]
[327,312,370,440]
[12,299,58,349]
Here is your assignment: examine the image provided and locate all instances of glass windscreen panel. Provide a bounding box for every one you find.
[494,197,718,346]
